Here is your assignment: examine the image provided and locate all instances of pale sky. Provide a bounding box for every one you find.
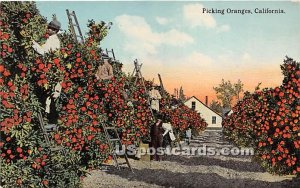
[36,1,300,104]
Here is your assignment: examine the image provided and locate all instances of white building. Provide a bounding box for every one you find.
[184,96,222,128]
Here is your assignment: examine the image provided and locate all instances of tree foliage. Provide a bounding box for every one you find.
[223,57,300,176]
[0,2,208,187]
[209,100,223,115]
[213,79,244,108]
[234,79,244,101]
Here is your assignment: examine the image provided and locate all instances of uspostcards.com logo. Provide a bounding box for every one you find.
[115,145,254,156]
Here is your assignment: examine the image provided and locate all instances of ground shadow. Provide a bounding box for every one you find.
[163,155,265,173]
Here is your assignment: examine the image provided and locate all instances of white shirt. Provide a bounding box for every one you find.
[32,34,60,55]
[45,97,51,113]
[52,82,62,99]
[149,89,162,100]
[162,123,176,141]
[45,82,62,114]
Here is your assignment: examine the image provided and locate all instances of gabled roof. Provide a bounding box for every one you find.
[224,110,233,116]
[185,96,222,118]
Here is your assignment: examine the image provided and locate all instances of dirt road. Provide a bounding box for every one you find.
[83,130,299,188]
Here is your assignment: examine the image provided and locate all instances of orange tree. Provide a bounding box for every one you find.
[1,1,208,186]
[1,0,154,175]
[0,2,82,187]
[160,94,208,138]
[223,57,300,176]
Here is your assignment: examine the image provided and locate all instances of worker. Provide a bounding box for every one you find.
[162,121,176,145]
[32,16,62,123]
[150,119,164,161]
[122,85,134,108]
[149,85,162,112]
[186,128,192,145]
[32,16,61,55]
[95,58,114,80]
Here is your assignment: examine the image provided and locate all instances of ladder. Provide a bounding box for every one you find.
[106,48,116,60]
[131,59,155,119]
[37,110,78,182]
[66,9,84,43]
[37,111,64,152]
[102,123,133,172]
[158,74,166,98]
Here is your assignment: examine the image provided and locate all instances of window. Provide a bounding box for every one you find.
[212,116,216,124]
[191,101,196,110]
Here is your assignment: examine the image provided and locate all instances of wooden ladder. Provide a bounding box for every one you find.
[102,123,133,172]
[66,9,84,43]
[131,59,155,120]
[158,73,166,98]
[105,48,116,60]
[37,112,64,152]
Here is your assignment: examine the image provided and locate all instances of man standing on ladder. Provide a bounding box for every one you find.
[95,58,114,80]
[32,16,61,55]
[32,16,62,125]
[149,85,162,115]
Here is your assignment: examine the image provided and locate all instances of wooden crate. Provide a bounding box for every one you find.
[139,142,150,161]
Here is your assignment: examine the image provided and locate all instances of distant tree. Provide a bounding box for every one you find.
[178,86,186,102]
[209,100,223,114]
[234,79,244,101]
[213,79,236,108]
[213,79,245,108]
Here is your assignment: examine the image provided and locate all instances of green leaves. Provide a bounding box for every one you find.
[213,79,245,108]
[87,19,112,43]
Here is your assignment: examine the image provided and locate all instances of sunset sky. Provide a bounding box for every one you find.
[37,1,300,104]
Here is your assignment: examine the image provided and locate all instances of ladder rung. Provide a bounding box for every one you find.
[109,138,119,142]
[45,124,57,131]
[66,10,84,44]
[45,130,56,133]
[50,147,63,152]
[105,127,116,130]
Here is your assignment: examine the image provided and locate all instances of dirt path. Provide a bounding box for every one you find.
[83,130,299,188]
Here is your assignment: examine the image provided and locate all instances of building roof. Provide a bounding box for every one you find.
[185,96,222,118]
[224,109,233,117]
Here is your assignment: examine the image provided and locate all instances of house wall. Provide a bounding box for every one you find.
[185,98,222,128]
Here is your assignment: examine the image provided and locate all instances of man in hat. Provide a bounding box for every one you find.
[150,119,164,161]
[32,17,61,55]
[32,16,62,124]
[95,58,114,80]
[149,85,162,112]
